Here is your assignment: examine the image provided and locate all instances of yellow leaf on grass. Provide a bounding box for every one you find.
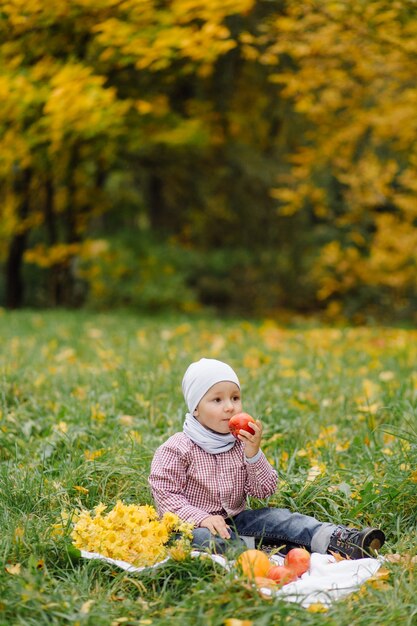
[54,421,68,433]
[366,577,391,591]
[74,485,89,494]
[224,620,254,626]
[373,567,390,580]
[14,527,24,540]
[361,567,391,590]
[306,465,323,482]
[84,449,105,461]
[80,600,94,614]
[5,563,21,575]
[384,553,417,567]
[357,402,380,414]
[118,414,134,426]
[307,603,328,613]
[329,550,351,562]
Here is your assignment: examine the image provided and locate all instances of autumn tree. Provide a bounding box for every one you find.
[1,0,416,319]
[265,0,417,320]
[1,0,275,308]
[0,2,132,305]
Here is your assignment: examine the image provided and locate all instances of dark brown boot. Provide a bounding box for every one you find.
[328,526,385,559]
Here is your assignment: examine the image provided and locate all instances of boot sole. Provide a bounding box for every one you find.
[362,528,385,556]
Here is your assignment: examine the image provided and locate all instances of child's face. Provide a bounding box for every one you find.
[193,381,242,434]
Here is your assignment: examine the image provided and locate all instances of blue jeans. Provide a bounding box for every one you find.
[191,508,336,555]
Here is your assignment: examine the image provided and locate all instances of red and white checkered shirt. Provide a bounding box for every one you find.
[149,432,278,526]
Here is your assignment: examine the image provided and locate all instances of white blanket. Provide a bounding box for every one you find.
[260,552,381,607]
[79,549,382,609]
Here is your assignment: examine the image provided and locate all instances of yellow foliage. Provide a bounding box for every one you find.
[1,0,416,319]
[89,0,254,71]
[266,0,417,313]
[0,0,256,263]
[24,243,81,268]
[43,63,129,150]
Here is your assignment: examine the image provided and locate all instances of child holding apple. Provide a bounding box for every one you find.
[149,358,385,559]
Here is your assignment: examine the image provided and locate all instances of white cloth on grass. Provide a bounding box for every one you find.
[263,552,382,608]
[79,550,382,609]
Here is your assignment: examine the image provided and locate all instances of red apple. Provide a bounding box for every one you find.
[266,565,297,586]
[284,548,311,577]
[228,412,256,438]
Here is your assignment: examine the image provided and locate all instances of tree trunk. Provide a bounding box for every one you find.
[147,171,165,231]
[5,168,32,309]
[44,175,63,306]
[55,144,80,306]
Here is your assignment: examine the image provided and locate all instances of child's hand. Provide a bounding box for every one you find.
[238,419,262,459]
[200,515,231,539]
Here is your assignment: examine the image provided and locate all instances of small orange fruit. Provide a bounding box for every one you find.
[284,548,311,577]
[254,576,278,589]
[267,565,298,585]
[235,549,271,579]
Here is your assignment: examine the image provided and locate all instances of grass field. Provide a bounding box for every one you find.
[1,310,416,626]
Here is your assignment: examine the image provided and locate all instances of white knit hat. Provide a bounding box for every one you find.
[182,358,240,414]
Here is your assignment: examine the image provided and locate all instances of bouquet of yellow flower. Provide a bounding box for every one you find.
[70,500,193,567]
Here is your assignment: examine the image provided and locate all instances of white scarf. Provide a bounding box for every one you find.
[183,413,236,454]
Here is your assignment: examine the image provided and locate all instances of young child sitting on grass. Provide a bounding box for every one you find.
[149,358,385,558]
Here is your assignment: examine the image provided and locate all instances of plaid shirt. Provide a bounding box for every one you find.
[149,432,278,526]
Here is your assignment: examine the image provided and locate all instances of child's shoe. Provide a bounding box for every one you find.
[328,526,385,559]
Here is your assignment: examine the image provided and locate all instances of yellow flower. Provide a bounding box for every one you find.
[94,503,107,516]
[69,502,192,567]
[168,539,191,562]
[162,511,180,529]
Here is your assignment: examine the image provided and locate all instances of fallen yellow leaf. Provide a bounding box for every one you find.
[329,550,351,562]
[307,603,328,613]
[73,485,89,494]
[373,567,390,580]
[384,553,417,567]
[118,414,134,426]
[80,600,93,614]
[365,577,391,591]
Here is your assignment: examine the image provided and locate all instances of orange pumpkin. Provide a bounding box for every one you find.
[235,549,271,579]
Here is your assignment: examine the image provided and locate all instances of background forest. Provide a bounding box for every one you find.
[1,0,416,322]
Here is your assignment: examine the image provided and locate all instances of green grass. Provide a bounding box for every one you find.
[0,310,416,626]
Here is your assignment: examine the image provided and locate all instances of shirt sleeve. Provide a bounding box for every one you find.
[244,450,278,498]
[148,444,211,526]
